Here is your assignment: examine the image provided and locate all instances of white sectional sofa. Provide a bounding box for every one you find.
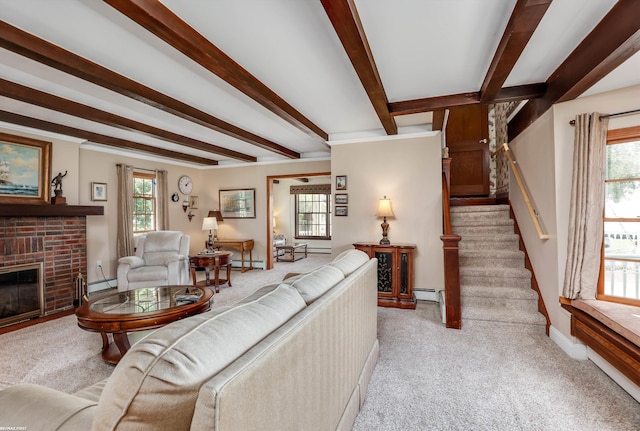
[0,249,378,431]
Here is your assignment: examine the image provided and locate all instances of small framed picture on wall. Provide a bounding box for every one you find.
[91,182,107,201]
[335,194,348,204]
[335,206,348,216]
[336,175,347,190]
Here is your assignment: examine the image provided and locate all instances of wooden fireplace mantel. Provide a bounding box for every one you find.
[0,204,104,217]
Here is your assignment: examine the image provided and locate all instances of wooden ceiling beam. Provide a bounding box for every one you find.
[494,83,547,103]
[104,0,328,142]
[0,20,300,159]
[509,0,640,140]
[479,0,552,102]
[389,92,480,116]
[389,83,547,116]
[0,78,258,163]
[321,0,397,135]
[0,110,217,166]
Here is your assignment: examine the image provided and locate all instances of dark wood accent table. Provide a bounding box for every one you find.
[75,286,213,364]
[353,243,416,309]
[212,239,254,272]
[189,251,232,293]
[275,243,308,262]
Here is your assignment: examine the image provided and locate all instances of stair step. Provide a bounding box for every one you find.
[454,224,515,235]
[461,276,531,289]
[462,305,547,326]
[461,319,547,334]
[451,218,514,228]
[462,295,538,312]
[462,284,538,300]
[450,204,510,213]
[460,266,530,279]
[459,236,520,250]
[459,250,524,269]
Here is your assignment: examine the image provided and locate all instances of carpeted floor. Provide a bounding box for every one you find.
[352,302,640,431]
[1,254,639,430]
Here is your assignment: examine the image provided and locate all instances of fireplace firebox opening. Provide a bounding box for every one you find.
[0,262,44,327]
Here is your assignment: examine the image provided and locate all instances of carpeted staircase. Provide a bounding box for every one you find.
[451,204,546,330]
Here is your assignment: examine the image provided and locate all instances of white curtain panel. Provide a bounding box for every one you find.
[117,163,135,258]
[156,169,169,230]
[562,113,609,299]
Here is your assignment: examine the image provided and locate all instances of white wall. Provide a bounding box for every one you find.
[330,132,444,291]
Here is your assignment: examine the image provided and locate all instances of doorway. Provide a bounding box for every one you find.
[446,105,490,197]
[265,172,331,270]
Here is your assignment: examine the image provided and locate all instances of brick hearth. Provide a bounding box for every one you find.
[0,216,87,315]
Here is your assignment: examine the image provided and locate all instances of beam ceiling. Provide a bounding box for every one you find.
[104,0,329,142]
[509,0,640,140]
[0,78,257,163]
[0,20,300,159]
[321,0,397,135]
[479,0,552,103]
[0,110,217,166]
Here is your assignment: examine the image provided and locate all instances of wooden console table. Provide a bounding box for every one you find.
[213,239,254,272]
[353,242,416,309]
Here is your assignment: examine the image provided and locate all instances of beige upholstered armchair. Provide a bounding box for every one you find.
[117,230,190,292]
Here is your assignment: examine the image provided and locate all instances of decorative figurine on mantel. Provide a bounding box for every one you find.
[51,170,68,205]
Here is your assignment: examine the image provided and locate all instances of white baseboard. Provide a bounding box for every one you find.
[549,325,588,360]
[549,325,640,403]
[88,279,116,293]
[231,259,265,270]
[414,289,439,302]
[587,348,640,403]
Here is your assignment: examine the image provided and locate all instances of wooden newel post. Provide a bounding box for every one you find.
[441,233,462,329]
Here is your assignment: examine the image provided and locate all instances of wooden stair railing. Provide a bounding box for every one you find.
[441,158,462,329]
[492,143,549,240]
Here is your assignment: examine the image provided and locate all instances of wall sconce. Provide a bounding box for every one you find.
[182,200,189,213]
[375,196,395,245]
[207,210,224,241]
[187,211,194,222]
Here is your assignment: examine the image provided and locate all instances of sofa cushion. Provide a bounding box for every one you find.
[330,249,370,277]
[91,284,306,431]
[287,265,344,304]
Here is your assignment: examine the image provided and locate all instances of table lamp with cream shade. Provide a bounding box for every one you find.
[207,210,224,242]
[202,217,218,252]
[375,196,395,245]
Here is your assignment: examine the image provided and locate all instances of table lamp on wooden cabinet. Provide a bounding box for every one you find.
[375,196,395,245]
[202,217,218,252]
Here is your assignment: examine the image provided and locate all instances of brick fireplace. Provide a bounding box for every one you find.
[0,205,103,321]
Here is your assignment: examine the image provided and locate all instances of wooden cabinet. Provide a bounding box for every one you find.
[353,243,416,309]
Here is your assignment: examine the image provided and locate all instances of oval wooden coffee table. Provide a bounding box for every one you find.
[76,285,213,364]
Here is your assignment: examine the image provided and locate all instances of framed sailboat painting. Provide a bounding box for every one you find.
[0,133,51,205]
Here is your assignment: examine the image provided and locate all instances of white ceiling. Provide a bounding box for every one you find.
[0,0,638,168]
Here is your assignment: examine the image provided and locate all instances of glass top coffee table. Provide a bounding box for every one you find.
[76,285,213,364]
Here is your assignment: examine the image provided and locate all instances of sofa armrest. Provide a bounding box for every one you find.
[0,384,96,431]
[117,255,145,268]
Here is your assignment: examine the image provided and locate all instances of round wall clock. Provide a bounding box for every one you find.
[171,192,180,202]
[178,175,193,195]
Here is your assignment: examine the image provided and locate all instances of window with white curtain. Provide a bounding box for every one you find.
[600,126,640,305]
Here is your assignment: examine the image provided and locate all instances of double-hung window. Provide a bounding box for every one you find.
[600,126,640,305]
[133,172,156,233]
[291,184,331,240]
